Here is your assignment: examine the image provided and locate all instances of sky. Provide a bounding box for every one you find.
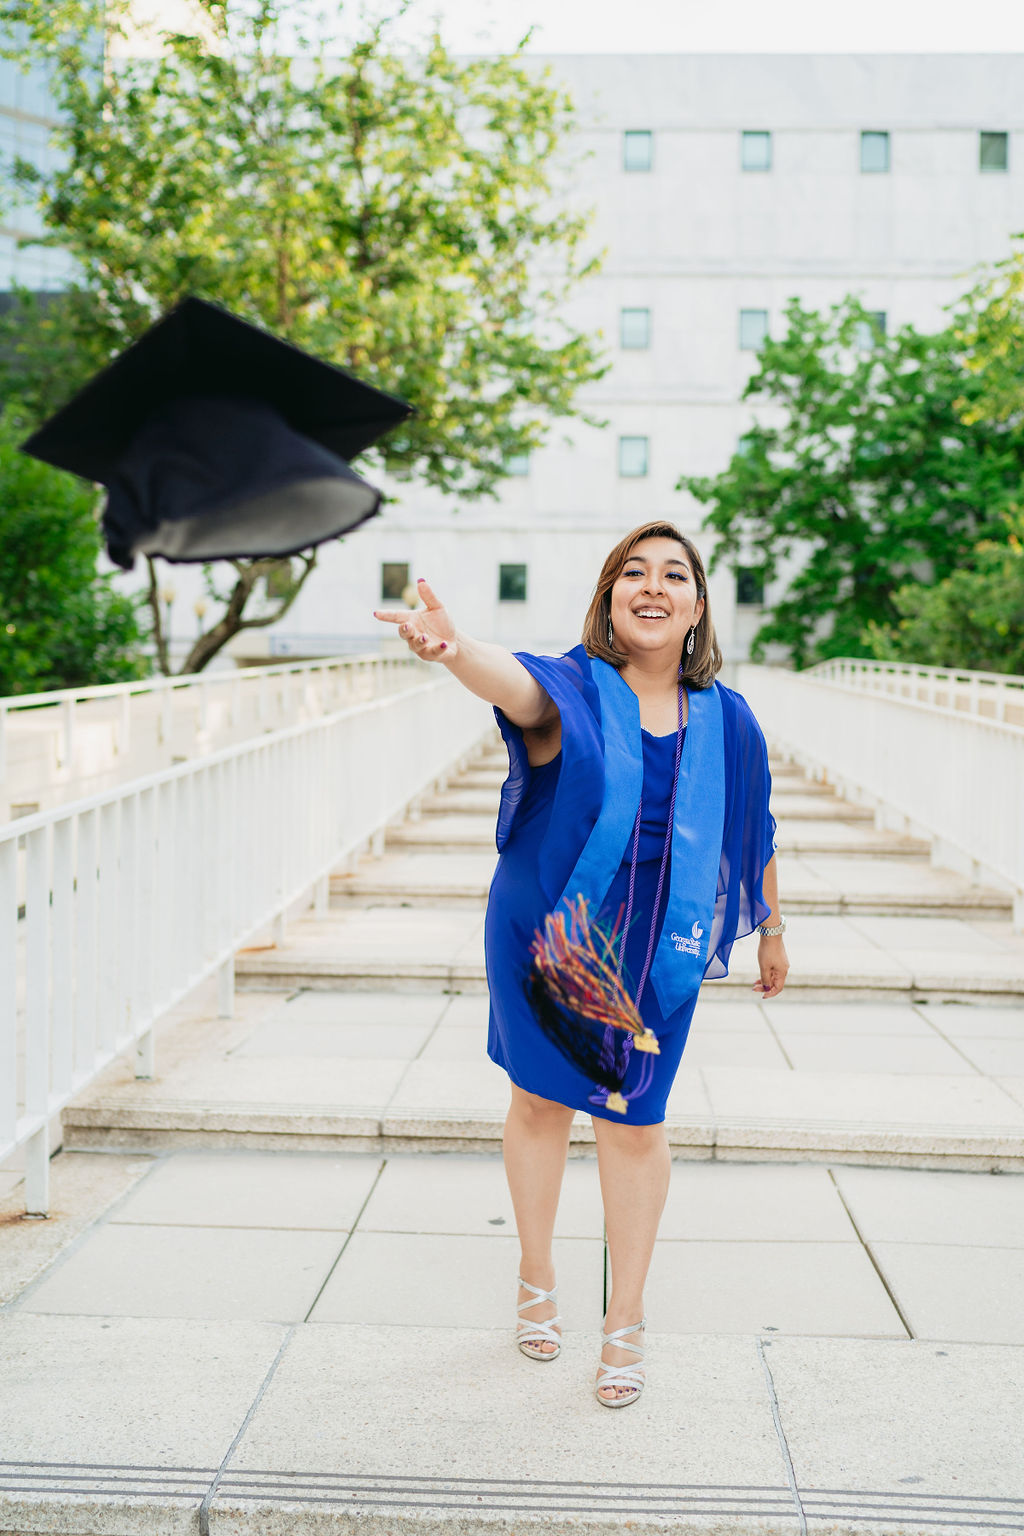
[374,0,1024,53]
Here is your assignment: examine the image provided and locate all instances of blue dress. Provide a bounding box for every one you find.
[484,646,776,1127]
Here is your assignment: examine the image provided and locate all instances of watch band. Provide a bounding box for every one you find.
[757,915,787,937]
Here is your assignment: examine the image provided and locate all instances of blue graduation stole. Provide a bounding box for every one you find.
[554,659,725,1014]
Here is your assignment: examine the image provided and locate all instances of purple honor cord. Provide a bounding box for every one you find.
[589,682,685,1112]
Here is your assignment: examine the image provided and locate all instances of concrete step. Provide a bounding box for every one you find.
[60,984,1024,1169]
[386,810,931,858]
[227,908,1024,1005]
[420,787,876,820]
[329,848,1014,920]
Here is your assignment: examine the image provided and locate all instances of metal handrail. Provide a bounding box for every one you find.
[0,651,417,787]
[1,671,492,1216]
[807,659,1024,724]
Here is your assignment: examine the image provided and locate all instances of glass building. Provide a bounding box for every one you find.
[0,32,76,291]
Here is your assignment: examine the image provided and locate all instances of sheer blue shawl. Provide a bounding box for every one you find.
[494,644,776,989]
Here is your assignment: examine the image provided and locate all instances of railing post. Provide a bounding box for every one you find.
[25,825,52,1214]
[135,1029,155,1079]
[24,1124,49,1218]
[0,702,6,781]
[60,696,75,769]
[218,956,235,1017]
[119,689,131,755]
[160,682,173,747]
[0,841,16,1151]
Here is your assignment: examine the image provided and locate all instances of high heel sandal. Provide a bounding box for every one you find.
[516,1276,562,1361]
[595,1318,646,1407]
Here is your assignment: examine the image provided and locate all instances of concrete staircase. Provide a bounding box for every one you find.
[60,743,1024,1170]
[4,739,1023,1536]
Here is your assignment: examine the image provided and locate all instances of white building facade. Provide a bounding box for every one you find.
[253,52,1024,667]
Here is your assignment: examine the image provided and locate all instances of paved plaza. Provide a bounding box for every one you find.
[2,746,1023,1534]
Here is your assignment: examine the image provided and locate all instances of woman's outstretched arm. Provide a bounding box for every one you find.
[374,578,555,730]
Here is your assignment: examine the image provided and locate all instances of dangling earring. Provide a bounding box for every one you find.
[686,626,696,656]
[607,617,615,647]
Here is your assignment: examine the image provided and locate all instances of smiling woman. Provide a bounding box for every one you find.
[373,519,787,1410]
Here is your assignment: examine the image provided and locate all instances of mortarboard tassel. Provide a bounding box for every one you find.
[526,896,659,1115]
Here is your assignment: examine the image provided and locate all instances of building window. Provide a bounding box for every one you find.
[980,131,1009,172]
[381,562,409,601]
[499,563,528,602]
[855,311,887,348]
[736,432,756,457]
[505,452,530,477]
[620,308,651,349]
[739,309,769,351]
[618,436,649,477]
[736,568,765,606]
[860,131,890,173]
[623,130,653,172]
[741,131,772,172]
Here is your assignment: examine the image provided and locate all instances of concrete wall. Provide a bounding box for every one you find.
[239,53,1024,664]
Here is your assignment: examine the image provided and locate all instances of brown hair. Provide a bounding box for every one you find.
[581,520,723,689]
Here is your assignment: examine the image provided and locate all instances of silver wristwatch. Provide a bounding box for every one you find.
[757,915,787,937]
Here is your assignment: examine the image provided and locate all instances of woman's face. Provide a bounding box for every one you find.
[608,536,706,661]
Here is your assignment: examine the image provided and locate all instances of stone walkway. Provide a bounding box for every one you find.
[2,742,1023,1534]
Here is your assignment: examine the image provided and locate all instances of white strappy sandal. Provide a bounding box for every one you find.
[515,1276,562,1361]
[595,1318,646,1407]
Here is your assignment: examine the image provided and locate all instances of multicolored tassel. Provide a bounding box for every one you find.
[525,896,660,1114]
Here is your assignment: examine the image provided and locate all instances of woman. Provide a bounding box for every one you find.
[375,520,788,1407]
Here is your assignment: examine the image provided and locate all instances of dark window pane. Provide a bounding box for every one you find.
[741,131,772,171]
[736,568,765,606]
[739,309,769,351]
[620,307,650,348]
[860,131,890,173]
[980,131,1009,172]
[505,452,530,476]
[381,562,410,601]
[618,436,649,477]
[623,130,653,171]
[499,563,527,602]
[855,311,887,348]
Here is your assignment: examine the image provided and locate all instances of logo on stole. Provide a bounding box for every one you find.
[671,920,705,958]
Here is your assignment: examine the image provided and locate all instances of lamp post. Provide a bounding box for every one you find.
[194,596,208,636]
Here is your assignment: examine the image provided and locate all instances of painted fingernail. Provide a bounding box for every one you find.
[440,642,447,651]
[417,577,426,583]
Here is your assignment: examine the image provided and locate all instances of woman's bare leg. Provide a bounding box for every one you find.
[592,1117,671,1399]
[503,1083,576,1352]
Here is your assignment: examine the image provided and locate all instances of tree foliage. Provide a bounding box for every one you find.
[680,296,1024,669]
[0,405,149,694]
[955,236,1024,429]
[1,0,606,671]
[863,509,1024,675]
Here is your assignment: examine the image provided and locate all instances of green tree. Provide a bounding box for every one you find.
[955,236,1024,428]
[863,509,1024,675]
[1,0,606,672]
[680,297,1024,669]
[0,405,149,694]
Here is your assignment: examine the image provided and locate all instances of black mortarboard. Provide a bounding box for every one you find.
[20,296,414,570]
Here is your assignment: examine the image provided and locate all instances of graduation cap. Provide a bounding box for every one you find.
[20,296,414,570]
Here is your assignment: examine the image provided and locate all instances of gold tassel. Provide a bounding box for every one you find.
[632,1029,660,1054]
[605,1091,628,1115]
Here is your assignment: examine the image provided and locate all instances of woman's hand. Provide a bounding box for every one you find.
[373,578,457,663]
[752,935,789,1000]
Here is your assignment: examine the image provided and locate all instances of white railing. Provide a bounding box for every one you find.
[1,673,492,1216]
[739,663,1024,926]
[809,658,1024,727]
[0,651,419,820]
